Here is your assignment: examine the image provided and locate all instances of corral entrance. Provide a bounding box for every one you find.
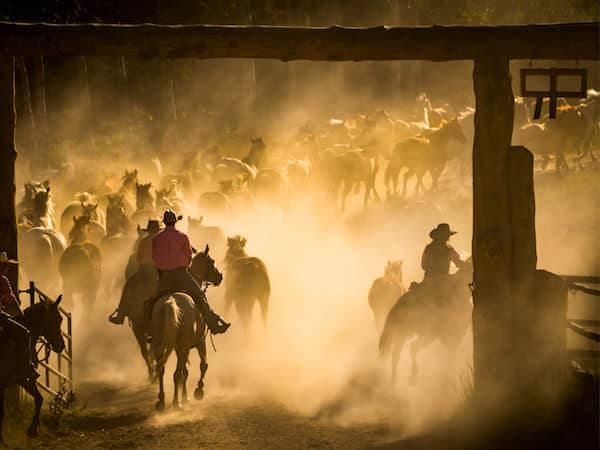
[0,21,598,408]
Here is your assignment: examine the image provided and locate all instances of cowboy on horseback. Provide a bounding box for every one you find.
[0,252,38,381]
[142,210,230,334]
[109,220,161,325]
[420,223,465,306]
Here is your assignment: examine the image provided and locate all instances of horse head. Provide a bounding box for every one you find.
[385,260,403,282]
[135,182,155,210]
[190,244,223,287]
[121,169,138,193]
[225,235,247,264]
[23,295,65,353]
[69,215,90,244]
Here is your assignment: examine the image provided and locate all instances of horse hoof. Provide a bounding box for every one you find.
[27,424,39,438]
[172,401,183,410]
[155,401,165,412]
[181,396,189,405]
[194,388,204,400]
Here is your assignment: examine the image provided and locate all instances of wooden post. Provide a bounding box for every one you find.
[0,56,20,410]
[472,55,515,404]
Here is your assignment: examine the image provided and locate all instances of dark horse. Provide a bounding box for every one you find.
[150,245,223,410]
[0,295,65,442]
[378,259,472,384]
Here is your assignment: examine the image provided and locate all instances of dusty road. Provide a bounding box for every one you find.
[23,382,397,450]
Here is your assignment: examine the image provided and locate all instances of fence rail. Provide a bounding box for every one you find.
[18,281,73,397]
[562,275,599,369]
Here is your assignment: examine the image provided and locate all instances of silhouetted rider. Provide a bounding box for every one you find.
[152,210,230,335]
[420,223,464,306]
[0,251,38,381]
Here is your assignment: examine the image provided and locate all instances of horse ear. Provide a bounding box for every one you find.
[204,244,209,255]
[73,216,77,223]
[198,216,203,224]
[46,186,50,193]
[54,295,62,307]
[43,179,49,188]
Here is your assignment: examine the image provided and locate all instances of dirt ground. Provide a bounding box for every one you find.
[4,381,397,450]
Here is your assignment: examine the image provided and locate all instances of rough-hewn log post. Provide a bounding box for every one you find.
[0,56,18,290]
[508,145,538,390]
[472,55,515,403]
[0,56,20,410]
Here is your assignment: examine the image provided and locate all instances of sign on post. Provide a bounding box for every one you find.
[520,68,587,119]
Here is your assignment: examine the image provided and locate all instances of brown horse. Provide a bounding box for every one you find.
[58,216,102,310]
[150,246,223,410]
[0,295,65,441]
[60,192,106,235]
[318,146,380,213]
[224,236,270,332]
[368,260,405,332]
[385,118,467,197]
[131,182,156,227]
[378,259,472,384]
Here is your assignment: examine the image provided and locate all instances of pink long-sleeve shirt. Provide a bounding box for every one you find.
[152,227,192,271]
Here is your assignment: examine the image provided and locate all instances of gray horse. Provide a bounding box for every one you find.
[149,246,223,410]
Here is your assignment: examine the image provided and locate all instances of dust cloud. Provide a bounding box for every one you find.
[13,56,599,440]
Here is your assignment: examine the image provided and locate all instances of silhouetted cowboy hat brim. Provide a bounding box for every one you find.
[0,252,18,264]
[429,228,457,239]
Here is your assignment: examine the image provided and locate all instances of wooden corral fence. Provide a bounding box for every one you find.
[18,281,73,397]
[562,275,600,372]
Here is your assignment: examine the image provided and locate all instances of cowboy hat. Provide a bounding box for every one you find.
[429,223,457,240]
[0,251,18,264]
[162,209,183,225]
[142,220,161,233]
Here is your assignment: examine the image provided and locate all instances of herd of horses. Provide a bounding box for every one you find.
[2,91,598,440]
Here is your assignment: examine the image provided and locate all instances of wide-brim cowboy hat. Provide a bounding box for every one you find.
[142,220,162,233]
[0,251,18,264]
[162,209,183,224]
[429,223,457,239]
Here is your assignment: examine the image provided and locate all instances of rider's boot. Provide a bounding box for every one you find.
[109,309,125,325]
[199,303,230,335]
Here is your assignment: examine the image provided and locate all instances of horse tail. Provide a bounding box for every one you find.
[378,294,409,358]
[152,297,181,374]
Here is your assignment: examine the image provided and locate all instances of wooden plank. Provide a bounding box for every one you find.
[0,22,597,61]
[561,275,600,284]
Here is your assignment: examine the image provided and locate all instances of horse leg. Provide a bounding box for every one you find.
[195,340,208,400]
[340,181,352,213]
[409,335,434,385]
[156,366,165,411]
[175,350,189,406]
[258,295,269,330]
[20,380,43,437]
[401,170,413,198]
[391,339,402,385]
[133,323,154,381]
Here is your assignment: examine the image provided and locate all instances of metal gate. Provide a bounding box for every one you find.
[18,282,73,397]
[562,275,600,374]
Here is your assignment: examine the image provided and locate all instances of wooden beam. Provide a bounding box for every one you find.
[0,22,597,61]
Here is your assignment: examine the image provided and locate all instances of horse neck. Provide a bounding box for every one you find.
[70,229,87,245]
[137,194,153,211]
[19,306,42,343]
